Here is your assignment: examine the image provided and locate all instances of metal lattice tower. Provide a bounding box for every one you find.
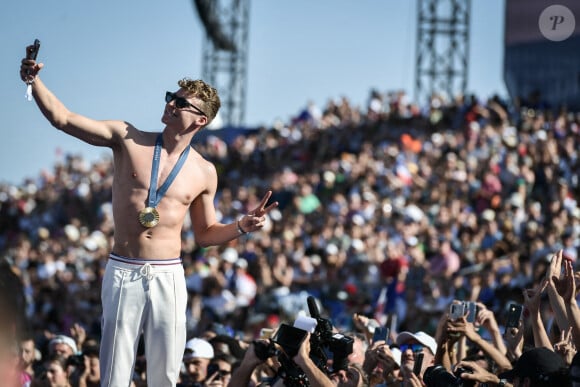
[415,0,471,106]
[197,0,250,127]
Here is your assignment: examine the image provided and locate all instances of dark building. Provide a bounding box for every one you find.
[504,0,580,111]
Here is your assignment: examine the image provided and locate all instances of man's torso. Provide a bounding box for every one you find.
[110,129,209,259]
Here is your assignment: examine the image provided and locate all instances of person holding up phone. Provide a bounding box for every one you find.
[445,306,512,373]
[395,331,438,383]
[19,42,278,387]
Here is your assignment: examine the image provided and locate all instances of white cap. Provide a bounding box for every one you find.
[221,247,238,263]
[234,258,248,269]
[396,331,437,355]
[184,338,214,360]
[49,335,78,355]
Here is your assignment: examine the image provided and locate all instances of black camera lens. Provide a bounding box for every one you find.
[252,340,278,361]
[423,365,461,387]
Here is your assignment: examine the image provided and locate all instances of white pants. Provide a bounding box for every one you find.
[100,254,187,387]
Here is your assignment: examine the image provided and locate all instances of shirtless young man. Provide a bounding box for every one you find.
[20,44,277,386]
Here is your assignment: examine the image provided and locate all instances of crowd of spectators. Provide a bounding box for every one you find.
[1,87,580,386]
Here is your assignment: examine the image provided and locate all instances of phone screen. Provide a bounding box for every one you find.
[372,326,389,344]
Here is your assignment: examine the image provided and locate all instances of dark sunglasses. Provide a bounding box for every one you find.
[399,343,424,353]
[165,91,206,116]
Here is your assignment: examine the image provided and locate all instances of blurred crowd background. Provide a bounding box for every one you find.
[1,87,580,385]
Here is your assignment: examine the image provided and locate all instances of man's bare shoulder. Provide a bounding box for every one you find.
[113,124,158,147]
[189,148,217,175]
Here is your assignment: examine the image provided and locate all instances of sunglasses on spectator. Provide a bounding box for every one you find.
[399,343,424,353]
[165,92,206,116]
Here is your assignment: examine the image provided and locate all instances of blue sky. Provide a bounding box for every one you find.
[1,0,505,185]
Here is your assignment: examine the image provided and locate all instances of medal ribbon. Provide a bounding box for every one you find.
[147,133,190,208]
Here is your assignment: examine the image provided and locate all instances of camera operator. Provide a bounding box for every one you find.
[291,332,335,387]
[230,334,334,387]
[230,334,368,387]
[294,332,368,387]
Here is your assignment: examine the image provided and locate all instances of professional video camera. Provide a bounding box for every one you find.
[252,296,354,386]
[306,295,354,373]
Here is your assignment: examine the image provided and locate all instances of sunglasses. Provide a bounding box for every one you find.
[165,91,206,116]
[399,343,424,353]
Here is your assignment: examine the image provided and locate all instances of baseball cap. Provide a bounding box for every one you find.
[396,331,437,355]
[184,338,214,360]
[49,334,78,355]
[499,347,568,382]
[221,247,238,263]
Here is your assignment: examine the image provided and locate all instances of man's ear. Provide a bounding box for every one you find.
[197,115,208,127]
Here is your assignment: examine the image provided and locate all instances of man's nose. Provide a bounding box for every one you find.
[403,348,415,356]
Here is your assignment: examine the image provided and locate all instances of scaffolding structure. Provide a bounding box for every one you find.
[415,0,471,106]
[195,0,250,127]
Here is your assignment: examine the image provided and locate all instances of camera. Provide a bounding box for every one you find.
[306,296,354,373]
[423,365,475,387]
[251,296,354,386]
[253,339,279,362]
[273,323,308,358]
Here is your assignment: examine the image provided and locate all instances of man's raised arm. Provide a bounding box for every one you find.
[20,44,125,148]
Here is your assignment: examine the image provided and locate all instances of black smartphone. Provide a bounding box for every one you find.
[207,363,229,380]
[413,352,424,376]
[207,363,219,378]
[27,39,41,60]
[505,303,523,329]
[372,326,389,343]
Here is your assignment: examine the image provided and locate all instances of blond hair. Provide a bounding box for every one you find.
[177,78,221,126]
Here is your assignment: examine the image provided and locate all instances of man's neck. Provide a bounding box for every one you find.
[161,128,197,154]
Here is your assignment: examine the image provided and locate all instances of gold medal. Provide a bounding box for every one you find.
[139,207,160,228]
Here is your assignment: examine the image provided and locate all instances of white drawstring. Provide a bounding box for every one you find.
[140,263,154,280]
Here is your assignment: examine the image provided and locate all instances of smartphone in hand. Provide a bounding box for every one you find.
[505,303,523,330]
[465,301,477,323]
[27,39,41,60]
[413,352,424,376]
[449,302,465,321]
[372,326,389,344]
